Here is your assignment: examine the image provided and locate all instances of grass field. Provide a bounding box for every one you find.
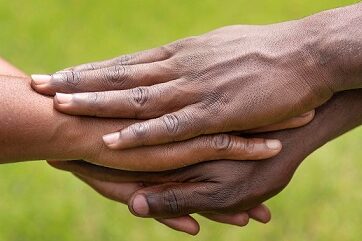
[0,0,361,240]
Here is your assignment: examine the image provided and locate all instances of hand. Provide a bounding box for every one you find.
[0,59,291,170]
[0,62,313,171]
[31,20,336,151]
[48,89,362,228]
[52,170,271,235]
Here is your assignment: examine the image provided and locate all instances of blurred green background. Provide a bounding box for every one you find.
[0,0,361,240]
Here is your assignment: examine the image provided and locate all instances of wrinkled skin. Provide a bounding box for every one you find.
[32,22,335,151]
[0,58,274,234]
[31,4,362,151]
[50,89,362,234]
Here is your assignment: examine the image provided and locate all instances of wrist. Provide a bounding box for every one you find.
[300,3,362,92]
[41,113,87,161]
[0,76,86,163]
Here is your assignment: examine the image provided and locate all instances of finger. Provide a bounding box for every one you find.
[53,82,196,119]
[156,216,200,236]
[200,203,271,227]
[200,212,250,227]
[48,160,187,183]
[103,131,281,161]
[102,108,205,149]
[247,110,315,133]
[101,134,281,171]
[47,160,152,183]
[31,60,178,95]
[74,174,142,203]
[247,204,271,224]
[61,46,172,72]
[101,108,280,153]
[76,173,199,235]
[129,183,202,218]
[50,134,281,172]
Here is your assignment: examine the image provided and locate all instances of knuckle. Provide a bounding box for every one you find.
[85,92,107,116]
[159,45,173,58]
[130,122,148,137]
[54,71,81,86]
[242,138,255,154]
[116,54,132,65]
[162,114,181,134]
[163,189,183,215]
[104,64,127,84]
[210,134,233,151]
[131,87,149,107]
[85,92,99,106]
[82,63,97,70]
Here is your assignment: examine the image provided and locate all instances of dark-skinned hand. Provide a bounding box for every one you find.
[31,4,362,151]
[49,90,362,235]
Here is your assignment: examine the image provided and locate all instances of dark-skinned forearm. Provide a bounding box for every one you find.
[302,3,362,92]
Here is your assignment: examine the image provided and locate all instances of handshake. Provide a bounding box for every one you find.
[1,3,361,235]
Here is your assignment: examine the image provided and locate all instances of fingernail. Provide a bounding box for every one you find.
[132,195,149,216]
[55,93,73,104]
[31,74,51,85]
[300,111,313,117]
[266,140,281,150]
[102,132,121,146]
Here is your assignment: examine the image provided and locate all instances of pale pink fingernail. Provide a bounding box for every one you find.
[132,195,149,216]
[55,93,73,104]
[266,140,282,150]
[31,74,51,85]
[102,132,121,146]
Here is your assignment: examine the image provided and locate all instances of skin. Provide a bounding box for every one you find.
[0,58,313,234]
[0,72,288,171]
[49,89,362,235]
[31,3,362,151]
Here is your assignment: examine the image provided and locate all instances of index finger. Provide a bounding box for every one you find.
[61,46,173,72]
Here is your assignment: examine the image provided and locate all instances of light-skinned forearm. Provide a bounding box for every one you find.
[0,76,131,163]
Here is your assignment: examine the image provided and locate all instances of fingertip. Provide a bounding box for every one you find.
[129,194,150,217]
[31,74,51,85]
[158,216,200,236]
[55,93,73,105]
[248,204,272,224]
[301,109,315,123]
[291,110,316,128]
[188,222,200,236]
[178,218,200,236]
[265,139,282,151]
[236,213,250,227]
[102,132,121,149]
[31,74,56,96]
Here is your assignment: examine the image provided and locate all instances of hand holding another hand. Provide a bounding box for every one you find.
[49,90,362,235]
[31,21,336,151]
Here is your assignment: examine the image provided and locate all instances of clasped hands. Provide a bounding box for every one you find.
[27,18,361,235]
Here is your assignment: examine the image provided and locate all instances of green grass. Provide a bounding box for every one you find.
[0,0,361,240]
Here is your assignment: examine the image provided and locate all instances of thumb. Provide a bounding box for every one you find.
[128,183,216,218]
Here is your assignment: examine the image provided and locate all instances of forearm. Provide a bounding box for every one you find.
[302,3,362,92]
[0,76,77,163]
